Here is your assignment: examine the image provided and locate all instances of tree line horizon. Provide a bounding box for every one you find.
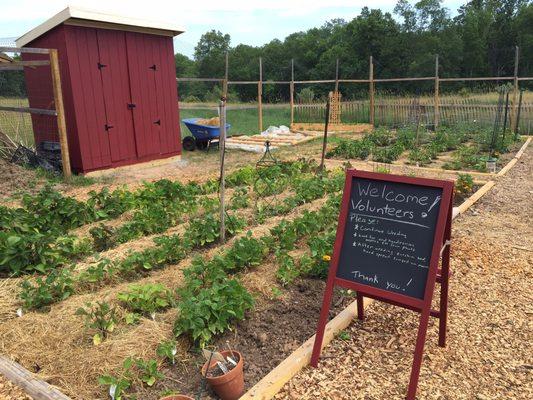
[175,0,532,103]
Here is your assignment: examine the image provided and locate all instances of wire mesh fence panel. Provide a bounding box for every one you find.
[0,49,63,172]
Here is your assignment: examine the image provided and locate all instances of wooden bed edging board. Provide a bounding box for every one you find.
[241,140,532,400]
[321,157,496,179]
[0,355,71,400]
[497,137,531,177]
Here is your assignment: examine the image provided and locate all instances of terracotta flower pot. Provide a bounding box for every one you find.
[201,350,244,400]
[159,395,194,400]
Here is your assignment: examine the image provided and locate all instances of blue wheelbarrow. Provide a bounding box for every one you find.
[182,118,231,151]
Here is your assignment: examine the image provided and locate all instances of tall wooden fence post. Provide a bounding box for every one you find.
[369,55,375,127]
[223,51,229,99]
[510,46,520,132]
[290,59,294,127]
[49,49,72,180]
[258,57,263,133]
[219,99,226,243]
[335,58,339,93]
[434,54,440,129]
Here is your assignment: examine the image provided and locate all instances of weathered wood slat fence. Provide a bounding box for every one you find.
[294,98,533,133]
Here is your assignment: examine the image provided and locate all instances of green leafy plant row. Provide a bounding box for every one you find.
[19,166,341,310]
[19,212,246,310]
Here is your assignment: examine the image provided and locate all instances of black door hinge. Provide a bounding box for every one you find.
[127,103,136,109]
[105,124,114,131]
[149,64,157,71]
[98,62,107,69]
[154,119,161,125]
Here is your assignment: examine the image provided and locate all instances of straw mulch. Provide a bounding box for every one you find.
[276,149,533,399]
[0,192,328,399]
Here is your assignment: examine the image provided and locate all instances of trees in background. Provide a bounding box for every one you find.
[177,0,532,102]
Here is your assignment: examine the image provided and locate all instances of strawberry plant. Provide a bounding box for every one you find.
[87,187,136,219]
[98,357,133,400]
[184,214,245,247]
[134,358,164,387]
[229,187,250,209]
[77,259,115,287]
[21,185,98,233]
[0,232,64,275]
[214,232,268,273]
[19,267,75,310]
[117,283,174,319]
[226,165,256,187]
[276,252,300,286]
[156,340,178,365]
[75,301,118,345]
[89,224,116,252]
[174,278,254,347]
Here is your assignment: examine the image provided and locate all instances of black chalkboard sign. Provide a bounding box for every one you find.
[312,170,454,399]
[335,176,443,299]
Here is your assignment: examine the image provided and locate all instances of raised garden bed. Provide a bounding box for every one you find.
[326,124,525,174]
[0,150,504,400]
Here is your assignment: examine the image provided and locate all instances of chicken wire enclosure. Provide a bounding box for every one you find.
[0,47,66,173]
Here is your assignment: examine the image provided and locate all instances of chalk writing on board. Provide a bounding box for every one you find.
[336,177,444,299]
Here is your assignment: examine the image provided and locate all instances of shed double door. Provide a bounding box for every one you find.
[94,29,179,164]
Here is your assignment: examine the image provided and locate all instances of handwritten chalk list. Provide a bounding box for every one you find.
[336,177,443,299]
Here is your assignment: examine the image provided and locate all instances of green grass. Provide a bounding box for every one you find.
[179,106,290,137]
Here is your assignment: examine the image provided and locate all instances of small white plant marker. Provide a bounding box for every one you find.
[16,308,23,317]
[171,347,177,364]
[150,312,156,320]
[109,384,117,400]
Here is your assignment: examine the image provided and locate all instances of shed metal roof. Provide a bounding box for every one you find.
[16,6,185,47]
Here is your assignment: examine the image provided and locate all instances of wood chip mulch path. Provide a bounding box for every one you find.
[276,149,532,399]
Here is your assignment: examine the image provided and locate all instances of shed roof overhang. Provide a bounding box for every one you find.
[16,6,185,47]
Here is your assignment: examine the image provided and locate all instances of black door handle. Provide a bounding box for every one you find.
[105,124,114,131]
[154,119,161,125]
[98,62,107,69]
[127,103,136,109]
[149,64,157,71]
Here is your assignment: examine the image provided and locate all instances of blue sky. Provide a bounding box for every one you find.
[0,0,466,57]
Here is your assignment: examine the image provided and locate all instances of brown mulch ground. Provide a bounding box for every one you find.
[0,159,44,203]
[276,147,532,399]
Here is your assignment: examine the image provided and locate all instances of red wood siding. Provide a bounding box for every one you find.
[126,32,160,157]
[96,29,137,163]
[159,36,181,154]
[64,25,111,170]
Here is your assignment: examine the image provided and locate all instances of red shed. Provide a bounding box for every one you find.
[16,7,184,174]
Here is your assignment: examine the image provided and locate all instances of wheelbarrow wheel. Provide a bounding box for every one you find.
[182,136,196,151]
[196,140,208,150]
